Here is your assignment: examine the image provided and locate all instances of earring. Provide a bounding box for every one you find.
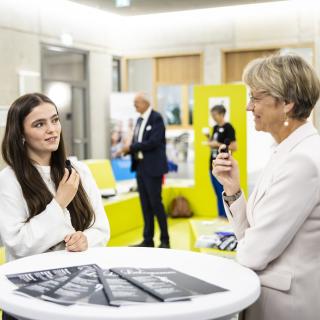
[22,137,25,145]
[284,114,289,127]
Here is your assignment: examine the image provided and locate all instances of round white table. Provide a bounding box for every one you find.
[0,247,260,320]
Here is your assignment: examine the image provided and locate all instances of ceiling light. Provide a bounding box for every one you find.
[115,0,131,8]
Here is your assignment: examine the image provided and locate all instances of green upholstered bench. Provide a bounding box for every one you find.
[108,217,191,250]
[82,159,117,190]
[82,159,195,248]
[0,246,5,265]
[103,192,143,239]
[82,159,142,244]
[188,218,236,258]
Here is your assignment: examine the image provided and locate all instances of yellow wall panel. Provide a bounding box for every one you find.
[192,84,247,216]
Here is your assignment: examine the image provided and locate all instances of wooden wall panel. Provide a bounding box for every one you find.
[224,49,278,83]
[156,55,201,84]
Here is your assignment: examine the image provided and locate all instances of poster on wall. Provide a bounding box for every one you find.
[165,128,194,179]
[208,97,230,127]
[109,92,138,180]
[110,92,138,159]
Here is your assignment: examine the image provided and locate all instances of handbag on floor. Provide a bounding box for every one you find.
[169,196,193,218]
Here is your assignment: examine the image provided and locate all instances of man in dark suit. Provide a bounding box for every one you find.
[120,92,170,248]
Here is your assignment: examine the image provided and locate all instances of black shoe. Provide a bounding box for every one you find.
[158,242,170,249]
[130,241,154,247]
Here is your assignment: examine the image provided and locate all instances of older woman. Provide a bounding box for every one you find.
[213,54,320,320]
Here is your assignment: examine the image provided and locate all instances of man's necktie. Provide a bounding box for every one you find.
[133,117,143,143]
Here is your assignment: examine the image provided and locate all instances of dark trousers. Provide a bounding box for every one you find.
[210,171,226,218]
[2,312,18,320]
[136,169,169,244]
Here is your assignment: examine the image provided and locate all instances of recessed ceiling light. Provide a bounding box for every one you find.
[115,0,131,8]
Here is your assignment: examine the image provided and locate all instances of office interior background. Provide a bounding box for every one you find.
[0,0,319,193]
[1,2,320,318]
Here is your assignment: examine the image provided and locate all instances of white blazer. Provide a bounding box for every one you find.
[0,161,110,262]
[225,122,320,320]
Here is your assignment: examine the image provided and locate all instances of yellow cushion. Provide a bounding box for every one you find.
[0,246,6,265]
[82,159,116,190]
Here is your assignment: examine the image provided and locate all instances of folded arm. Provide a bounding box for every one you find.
[0,192,75,259]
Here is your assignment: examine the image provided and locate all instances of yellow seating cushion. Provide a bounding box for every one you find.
[0,246,6,265]
[82,159,117,190]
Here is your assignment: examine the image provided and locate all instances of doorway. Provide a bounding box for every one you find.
[41,45,90,159]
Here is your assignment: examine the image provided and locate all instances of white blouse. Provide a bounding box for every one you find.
[0,161,110,261]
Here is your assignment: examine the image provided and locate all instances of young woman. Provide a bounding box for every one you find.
[207,105,237,217]
[0,93,110,264]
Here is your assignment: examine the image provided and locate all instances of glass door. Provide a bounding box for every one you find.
[42,45,89,159]
[72,87,88,159]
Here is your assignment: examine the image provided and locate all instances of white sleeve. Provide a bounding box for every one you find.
[235,154,319,271]
[0,176,75,259]
[75,162,110,247]
[224,192,249,240]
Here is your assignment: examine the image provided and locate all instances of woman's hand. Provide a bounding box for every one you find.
[64,231,88,252]
[55,168,80,209]
[212,146,241,195]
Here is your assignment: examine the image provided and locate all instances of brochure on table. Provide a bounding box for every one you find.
[7,264,228,307]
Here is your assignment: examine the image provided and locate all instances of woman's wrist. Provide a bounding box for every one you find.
[223,190,242,206]
[54,196,67,209]
[224,187,241,197]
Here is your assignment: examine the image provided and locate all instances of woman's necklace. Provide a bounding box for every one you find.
[36,166,52,184]
[43,173,52,184]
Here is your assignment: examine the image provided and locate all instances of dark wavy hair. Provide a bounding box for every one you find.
[2,93,95,231]
[211,104,226,116]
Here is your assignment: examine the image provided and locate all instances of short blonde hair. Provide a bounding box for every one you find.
[243,54,320,119]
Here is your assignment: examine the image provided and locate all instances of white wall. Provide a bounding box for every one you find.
[111,2,315,78]
[0,28,40,105]
[0,0,319,165]
[0,0,117,159]
[109,1,319,185]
